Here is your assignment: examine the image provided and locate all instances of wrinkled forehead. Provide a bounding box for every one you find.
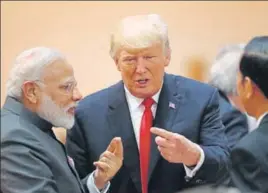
[42,59,75,84]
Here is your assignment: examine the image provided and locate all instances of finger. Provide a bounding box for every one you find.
[100,151,114,160]
[99,152,105,160]
[113,137,123,158]
[157,146,172,156]
[106,137,118,153]
[99,156,116,168]
[159,151,172,162]
[94,161,111,172]
[99,156,110,163]
[155,136,175,148]
[150,127,174,140]
[157,145,169,152]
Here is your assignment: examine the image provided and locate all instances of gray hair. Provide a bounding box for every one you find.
[110,14,170,59]
[208,44,245,96]
[6,47,65,100]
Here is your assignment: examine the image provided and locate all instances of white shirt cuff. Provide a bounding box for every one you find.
[183,144,205,178]
[87,171,110,193]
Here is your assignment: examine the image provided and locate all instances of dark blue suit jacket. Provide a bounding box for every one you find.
[218,91,249,150]
[66,74,230,193]
[214,92,249,186]
[231,114,268,193]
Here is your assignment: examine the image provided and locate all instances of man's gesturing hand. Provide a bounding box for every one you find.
[93,137,123,190]
[151,127,201,167]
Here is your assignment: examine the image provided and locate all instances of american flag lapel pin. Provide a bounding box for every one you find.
[169,102,175,109]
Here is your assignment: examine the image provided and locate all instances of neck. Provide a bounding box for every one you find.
[22,97,39,114]
[254,103,268,120]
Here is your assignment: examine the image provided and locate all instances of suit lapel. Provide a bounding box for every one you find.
[52,132,86,193]
[258,113,268,134]
[107,82,141,192]
[148,74,185,182]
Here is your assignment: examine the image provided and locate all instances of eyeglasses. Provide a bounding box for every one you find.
[33,80,78,96]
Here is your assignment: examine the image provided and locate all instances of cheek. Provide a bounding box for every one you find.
[49,93,71,107]
[121,67,135,80]
[237,86,248,106]
[237,84,244,98]
[149,64,165,78]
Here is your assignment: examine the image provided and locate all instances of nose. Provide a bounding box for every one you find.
[72,87,83,101]
[136,57,147,74]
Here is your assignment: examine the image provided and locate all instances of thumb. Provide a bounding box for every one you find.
[107,137,120,153]
[113,137,123,158]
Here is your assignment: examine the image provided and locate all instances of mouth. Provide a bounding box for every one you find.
[135,78,149,87]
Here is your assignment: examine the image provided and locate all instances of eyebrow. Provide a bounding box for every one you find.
[61,77,76,84]
[122,55,136,58]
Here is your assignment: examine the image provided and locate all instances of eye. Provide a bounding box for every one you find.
[144,56,155,60]
[60,84,73,92]
[61,85,69,90]
[123,57,136,62]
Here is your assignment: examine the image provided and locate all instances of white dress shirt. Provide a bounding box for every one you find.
[124,85,205,178]
[86,171,110,193]
[247,114,258,132]
[256,112,268,127]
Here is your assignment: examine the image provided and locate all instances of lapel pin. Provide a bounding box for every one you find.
[169,102,176,109]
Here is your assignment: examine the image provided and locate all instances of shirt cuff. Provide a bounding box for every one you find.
[87,171,110,193]
[183,144,205,178]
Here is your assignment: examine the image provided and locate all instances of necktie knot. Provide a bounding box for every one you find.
[142,98,154,109]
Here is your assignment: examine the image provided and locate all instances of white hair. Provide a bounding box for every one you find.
[209,44,245,96]
[110,14,170,58]
[6,47,65,100]
[38,93,76,130]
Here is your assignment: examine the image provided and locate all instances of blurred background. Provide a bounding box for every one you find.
[1,1,268,142]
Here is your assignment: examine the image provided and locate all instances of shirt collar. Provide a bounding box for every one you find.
[256,112,268,127]
[124,84,162,111]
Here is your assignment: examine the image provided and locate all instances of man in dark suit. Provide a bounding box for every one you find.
[208,44,250,150]
[231,36,268,193]
[66,14,229,193]
[1,47,123,193]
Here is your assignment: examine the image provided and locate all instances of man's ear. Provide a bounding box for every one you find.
[244,77,254,99]
[114,57,121,72]
[22,81,39,104]
[164,48,171,67]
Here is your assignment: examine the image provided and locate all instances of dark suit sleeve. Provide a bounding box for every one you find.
[222,109,248,150]
[190,90,230,184]
[66,117,92,179]
[231,147,268,193]
[1,139,58,193]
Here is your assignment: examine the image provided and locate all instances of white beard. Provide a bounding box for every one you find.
[37,94,77,130]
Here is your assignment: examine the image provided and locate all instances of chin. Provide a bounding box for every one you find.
[140,88,160,98]
[53,116,75,130]
[133,91,157,99]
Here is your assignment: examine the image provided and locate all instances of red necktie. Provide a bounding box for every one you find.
[140,98,154,193]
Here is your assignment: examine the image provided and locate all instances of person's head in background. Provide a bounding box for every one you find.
[6,47,82,129]
[236,36,268,119]
[110,14,171,98]
[209,43,246,112]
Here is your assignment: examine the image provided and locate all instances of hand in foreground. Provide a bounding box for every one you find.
[93,137,123,189]
[150,127,201,167]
